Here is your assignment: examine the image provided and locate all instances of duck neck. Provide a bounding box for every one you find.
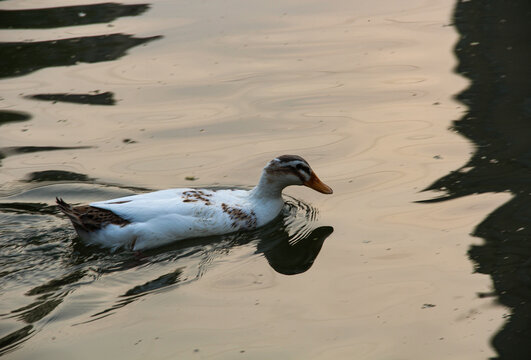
[249,170,286,200]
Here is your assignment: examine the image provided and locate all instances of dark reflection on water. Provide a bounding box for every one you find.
[26,92,116,106]
[78,197,332,321]
[0,110,31,125]
[0,202,58,215]
[258,223,332,275]
[0,185,333,355]
[0,3,150,29]
[425,1,531,358]
[0,34,161,79]
[0,1,167,355]
[24,170,95,183]
[0,146,92,165]
[0,2,160,159]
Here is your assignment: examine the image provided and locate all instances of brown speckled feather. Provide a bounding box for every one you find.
[221,203,257,229]
[56,197,129,232]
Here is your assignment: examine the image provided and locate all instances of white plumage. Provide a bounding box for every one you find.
[57,155,332,251]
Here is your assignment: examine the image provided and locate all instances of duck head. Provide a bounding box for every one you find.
[257,155,333,196]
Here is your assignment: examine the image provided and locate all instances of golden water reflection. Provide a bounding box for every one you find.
[0,0,507,358]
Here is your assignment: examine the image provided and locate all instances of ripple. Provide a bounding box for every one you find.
[0,183,333,353]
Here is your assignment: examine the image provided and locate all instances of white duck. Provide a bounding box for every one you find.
[57,155,333,251]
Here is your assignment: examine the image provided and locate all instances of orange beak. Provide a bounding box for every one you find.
[304,173,333,194]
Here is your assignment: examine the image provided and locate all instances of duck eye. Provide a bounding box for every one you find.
[296,164,310,174]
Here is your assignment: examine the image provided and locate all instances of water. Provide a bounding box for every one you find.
[426,1,531,358]
[0,0,528,358]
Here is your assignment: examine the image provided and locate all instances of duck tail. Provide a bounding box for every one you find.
[56,197,88,231]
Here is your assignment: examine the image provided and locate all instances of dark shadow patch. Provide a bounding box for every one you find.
[26,92,116,106]
[0,33,162,79]
[0,146,91,157]
[9,298,63,324]
[0,110,31,126]
[25,170,94,183]
[123,268,183,297]
[0,202,58,215]
[0,325,34,357]
[25,270,87,296]
[0,146,92,162]
[0,3,150,29]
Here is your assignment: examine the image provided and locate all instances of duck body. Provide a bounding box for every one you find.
[57,155,332,251]
[79,187,282,251]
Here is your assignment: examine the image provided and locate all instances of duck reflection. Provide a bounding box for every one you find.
[258,225,332,275]
[424,0,531,358]
[83,199,332,320]
[0,197,332,354]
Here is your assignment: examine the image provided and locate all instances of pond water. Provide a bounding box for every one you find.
[1,0,529,359]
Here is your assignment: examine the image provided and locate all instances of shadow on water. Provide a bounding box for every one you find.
[0,33,161,80]
[0,1,161,141]
[0,146,93,166]
[0,185,333,355]
[25,92,116,106]
[0,3,150,29]
[424,1,531,358]
[0,111,31,126]
[0,1,167,355]
[24,170,95,183]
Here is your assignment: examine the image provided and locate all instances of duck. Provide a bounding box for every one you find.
[56,155,333,251]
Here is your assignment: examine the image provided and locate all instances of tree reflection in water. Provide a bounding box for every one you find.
[0,2,160,122]
[424,1,531,358]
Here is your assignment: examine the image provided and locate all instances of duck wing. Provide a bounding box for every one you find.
[89,188,218,223]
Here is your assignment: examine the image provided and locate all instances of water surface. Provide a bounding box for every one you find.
[0,0,517,358]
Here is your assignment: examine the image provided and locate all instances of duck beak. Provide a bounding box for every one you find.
[304,173,333,194]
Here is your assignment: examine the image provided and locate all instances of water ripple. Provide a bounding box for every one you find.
[0,183,333,354]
